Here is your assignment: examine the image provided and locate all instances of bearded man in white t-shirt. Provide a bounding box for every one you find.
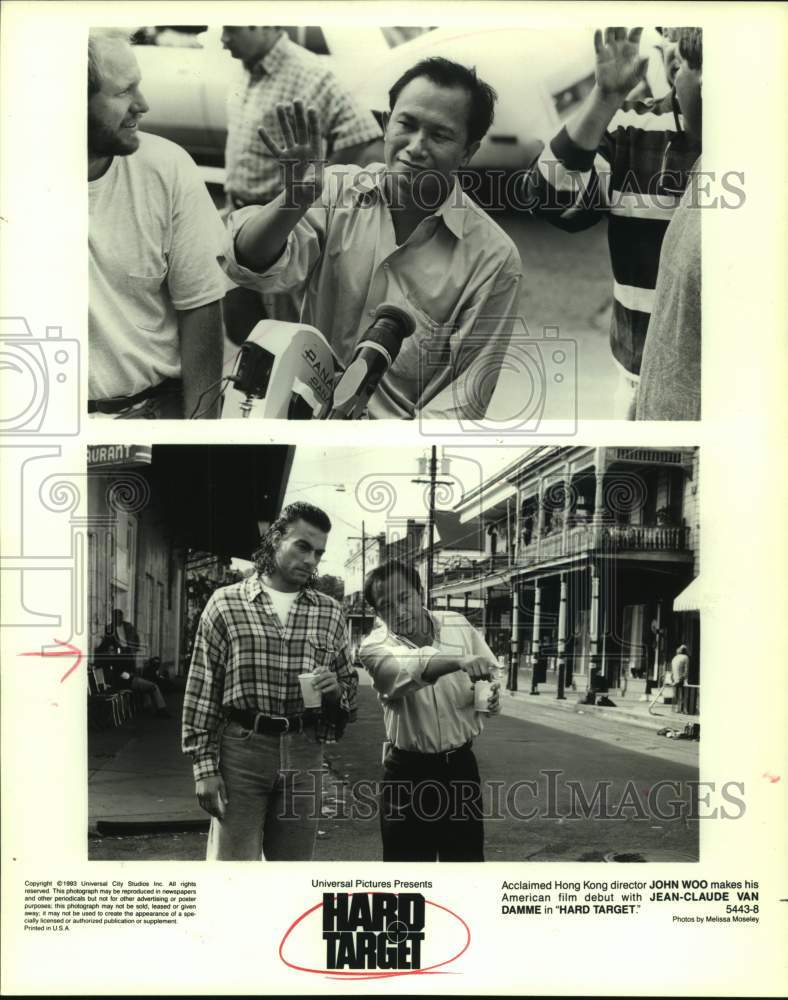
[87,29,228,419]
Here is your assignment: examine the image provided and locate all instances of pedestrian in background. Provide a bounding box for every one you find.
[670,644,691,713]
[220,25,383,343]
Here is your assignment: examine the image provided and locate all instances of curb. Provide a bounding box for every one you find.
[500,690,701,735]
[92,818,210,836]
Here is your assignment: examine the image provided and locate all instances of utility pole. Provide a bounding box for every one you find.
[428,448,436,605]
[347,521,368,636]
[412,447,452,609]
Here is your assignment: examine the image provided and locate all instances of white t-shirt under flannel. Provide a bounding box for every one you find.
[224,33,381,205]
[88,133,229,399]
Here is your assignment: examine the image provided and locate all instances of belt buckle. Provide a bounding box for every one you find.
[268,714,290,734]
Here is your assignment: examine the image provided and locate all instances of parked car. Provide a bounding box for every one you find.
[351,25,597,171]
[132,25,667,176]
[132,26,427,167]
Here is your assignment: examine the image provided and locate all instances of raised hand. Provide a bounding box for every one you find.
[593,27,648,99]
[258,100,324,206]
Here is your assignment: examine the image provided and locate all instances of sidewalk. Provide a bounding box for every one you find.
[501,684,701,735]
[88,690,206,834]
[88,672,699,835]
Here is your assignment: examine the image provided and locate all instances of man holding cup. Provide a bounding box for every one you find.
[182,502,358,860]
[359,560,500,862]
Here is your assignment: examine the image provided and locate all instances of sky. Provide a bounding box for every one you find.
[277,445,534,579]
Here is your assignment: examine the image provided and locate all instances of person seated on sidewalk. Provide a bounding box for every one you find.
[95,609,171,718]
[358,559,500,862]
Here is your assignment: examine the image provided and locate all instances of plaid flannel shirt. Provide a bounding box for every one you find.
[182,574,357,781]
[225,33,381,205]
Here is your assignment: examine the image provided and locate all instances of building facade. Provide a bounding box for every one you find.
[87,444,294,677]
[431,447,701,712]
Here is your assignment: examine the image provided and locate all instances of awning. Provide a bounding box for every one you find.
[673,576,703,612]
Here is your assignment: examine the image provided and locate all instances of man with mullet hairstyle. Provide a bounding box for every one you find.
[183,502,358,860]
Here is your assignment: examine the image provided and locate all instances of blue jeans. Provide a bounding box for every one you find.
[206,721,324,861]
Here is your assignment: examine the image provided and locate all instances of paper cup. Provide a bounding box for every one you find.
[474,679,492,713]
[298,672,322,709]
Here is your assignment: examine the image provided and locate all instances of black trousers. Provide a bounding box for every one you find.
[380,743,484,862]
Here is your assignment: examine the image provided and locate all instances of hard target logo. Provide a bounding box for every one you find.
[279,891,470,980]
[324,893,424,969]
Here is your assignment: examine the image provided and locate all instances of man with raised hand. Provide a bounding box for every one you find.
[182,502,358,860]
[219,25,382,343]
[521,26,701,419]
[88,29,227,419]
[219,57,521,420]
[359,560,501,862]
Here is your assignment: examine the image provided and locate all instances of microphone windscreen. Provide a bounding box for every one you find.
[372,303,416,340]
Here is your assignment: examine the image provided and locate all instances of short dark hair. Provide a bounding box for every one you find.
[388,56,497,146]
[677,27,702,71]
[253,502,332,577]
[364,559,424,611]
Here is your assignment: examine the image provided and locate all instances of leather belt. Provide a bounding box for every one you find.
[88,378,182,415]
[227,708,318,735]
[392,739,473,764]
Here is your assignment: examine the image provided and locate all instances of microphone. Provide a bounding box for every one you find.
[327,304,415,419]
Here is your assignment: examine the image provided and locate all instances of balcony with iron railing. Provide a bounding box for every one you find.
[432,552,511,587]
[518,520,690,567]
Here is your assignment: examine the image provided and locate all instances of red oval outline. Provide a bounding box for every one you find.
[279,893,471,980]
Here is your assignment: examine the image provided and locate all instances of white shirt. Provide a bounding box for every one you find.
[259,581,299,627]
[89,132,230,399]
[220,164,522,419]
[359,609,497,753]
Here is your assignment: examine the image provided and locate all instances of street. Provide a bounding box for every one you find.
[89,680,698,863]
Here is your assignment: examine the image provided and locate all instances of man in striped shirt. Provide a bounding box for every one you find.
[522,26,701,418]
[182,502,358,860]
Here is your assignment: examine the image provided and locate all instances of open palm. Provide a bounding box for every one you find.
[258,100,324,205]
[594,27,649,98]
